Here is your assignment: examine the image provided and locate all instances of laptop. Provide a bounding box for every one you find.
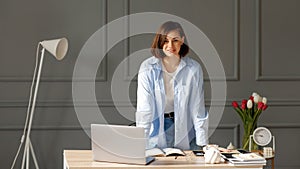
[91,124,154,165]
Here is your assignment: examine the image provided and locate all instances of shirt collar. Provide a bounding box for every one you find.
[150,56,188,71]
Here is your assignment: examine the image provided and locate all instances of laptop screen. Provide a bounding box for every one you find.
[91,124,151,164]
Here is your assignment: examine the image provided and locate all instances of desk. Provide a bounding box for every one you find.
[64,150,264,169]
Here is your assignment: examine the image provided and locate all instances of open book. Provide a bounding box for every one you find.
[146,148,185,157]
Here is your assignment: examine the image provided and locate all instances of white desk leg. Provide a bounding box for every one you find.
[63,154,68,169]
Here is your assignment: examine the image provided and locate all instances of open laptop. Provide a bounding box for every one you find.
[91,124,154,165]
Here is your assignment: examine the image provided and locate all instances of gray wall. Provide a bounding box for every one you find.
[1,0,300,168]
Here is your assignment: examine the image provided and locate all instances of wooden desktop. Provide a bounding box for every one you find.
[63,150,264,169]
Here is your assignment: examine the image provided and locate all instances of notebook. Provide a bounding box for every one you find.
[91,124,154,165]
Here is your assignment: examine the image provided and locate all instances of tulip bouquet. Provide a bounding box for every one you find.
[232,92,268,150]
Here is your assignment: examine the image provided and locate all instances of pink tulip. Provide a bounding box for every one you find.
[262,104,268,110]
[257,102,264,110]
[242,99,247,104]
[241,103,246,110]
[249,96,254,102]
[232,101,239,108]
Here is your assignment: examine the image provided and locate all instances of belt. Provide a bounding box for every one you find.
[164,112,174,118]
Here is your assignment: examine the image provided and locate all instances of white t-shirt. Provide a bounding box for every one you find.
[162,64,178,114]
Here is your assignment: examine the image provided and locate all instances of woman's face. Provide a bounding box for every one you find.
[162,30,184,57]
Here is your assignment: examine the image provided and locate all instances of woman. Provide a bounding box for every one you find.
[136,21,208,150]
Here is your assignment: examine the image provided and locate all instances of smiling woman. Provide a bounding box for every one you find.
[151,21,189,59]
[162,31,184,58]
[161,31,184,73]
[136,21,208,150]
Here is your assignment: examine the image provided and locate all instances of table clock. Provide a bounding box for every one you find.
[249,127,275,157]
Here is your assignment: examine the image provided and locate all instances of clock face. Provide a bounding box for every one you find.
[253,127,272,146]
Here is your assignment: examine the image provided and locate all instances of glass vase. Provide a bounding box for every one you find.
[242,119,258,151]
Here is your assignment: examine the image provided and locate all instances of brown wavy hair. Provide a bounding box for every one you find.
[151,21,189,58]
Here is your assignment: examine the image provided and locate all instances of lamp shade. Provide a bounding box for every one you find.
[40,37,68,60]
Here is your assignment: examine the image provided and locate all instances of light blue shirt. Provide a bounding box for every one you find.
[136,56,208,149]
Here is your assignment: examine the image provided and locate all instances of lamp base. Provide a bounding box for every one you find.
[21,137,39,169]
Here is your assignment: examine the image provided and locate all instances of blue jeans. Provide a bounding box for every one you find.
[164,117,201,150]
[164,117,175,147]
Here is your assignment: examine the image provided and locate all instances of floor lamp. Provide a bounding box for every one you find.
[10,38,68,169]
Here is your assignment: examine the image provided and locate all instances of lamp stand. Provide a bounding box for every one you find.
[21,47,45,169]
[10,37,68,169]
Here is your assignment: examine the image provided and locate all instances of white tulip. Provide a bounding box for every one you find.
[247,100,253,109]
[252,92,258,97]
[258,96,263,102]
[262,97,267,104]
[253,95,260,103]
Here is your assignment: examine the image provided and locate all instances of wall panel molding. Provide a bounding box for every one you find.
[2,99,300,108]
[0,124,241,147]
[263,123,300,129]
[124,0,240,81]
[2,123,299,140]
[0,0,108,83]
[255,0,300,81]
[0,125,86,131]
[213,124,240,148]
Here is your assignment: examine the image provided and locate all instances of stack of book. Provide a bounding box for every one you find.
[222,152,266,166]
